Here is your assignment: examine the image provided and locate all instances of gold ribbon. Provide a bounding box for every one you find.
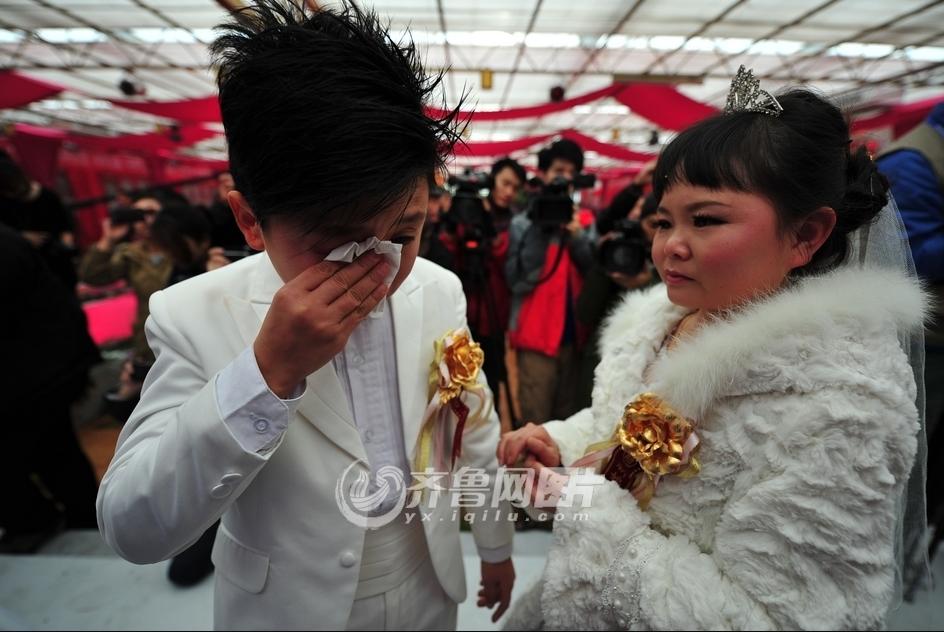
[413,329,492,475]
[574,393,700,509]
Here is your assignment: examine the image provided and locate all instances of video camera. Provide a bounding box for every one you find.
[527,174,596,228]
[598,218,649,276]
[446,171,492,249]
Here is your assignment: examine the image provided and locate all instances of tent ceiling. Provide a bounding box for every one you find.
[2,0,943,165]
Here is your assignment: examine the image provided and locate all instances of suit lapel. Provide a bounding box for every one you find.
[391,276,427,461]
[222,254,366,462]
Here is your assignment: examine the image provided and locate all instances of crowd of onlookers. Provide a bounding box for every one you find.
[421,139,663,429]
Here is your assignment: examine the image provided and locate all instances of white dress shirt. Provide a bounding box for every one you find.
[331,307,412,514]
[215,346,305,454]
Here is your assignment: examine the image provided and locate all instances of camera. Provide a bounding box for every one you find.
[441,171,500,292]
[445,172,493,254]
[598,218,649,276]
[447,172,489,230]
[109,207,145,227]
[527,174,596,228]
[108,207,145,244]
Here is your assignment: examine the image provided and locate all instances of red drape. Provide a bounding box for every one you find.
[61,151,109,248]
[11,122,218,155]
[9,124,66,188]
[560,129,657,163]
[429,82,718,130]
[613,83,719,131]
[453,129,657,163]
[155,150,229,171]
[0,71,64,109]
[851,95,944,138]
[427,85,624,122]
[7,122,219,207]
[108,95,222,124]
[453,132,554,157]
[63,124,219,153]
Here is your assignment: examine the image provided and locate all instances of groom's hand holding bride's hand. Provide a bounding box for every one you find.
[498,424,568,509]
[522,444,570,510]
[496,423,562,468]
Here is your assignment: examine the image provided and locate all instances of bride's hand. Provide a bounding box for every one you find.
[497,423,562,468]
[522,454,569,511]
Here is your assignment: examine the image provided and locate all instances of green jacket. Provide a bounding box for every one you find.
[79,242,172,362]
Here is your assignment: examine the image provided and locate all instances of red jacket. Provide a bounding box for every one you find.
[509,243,585,357]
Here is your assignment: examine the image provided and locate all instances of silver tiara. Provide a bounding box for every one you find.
[724,65,783,117]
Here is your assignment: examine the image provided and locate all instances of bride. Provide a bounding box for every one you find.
[497,68,928,630]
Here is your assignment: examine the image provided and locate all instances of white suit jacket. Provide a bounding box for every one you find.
[96,253,514,630]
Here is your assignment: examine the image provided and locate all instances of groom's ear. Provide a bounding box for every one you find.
[228,191,266,251]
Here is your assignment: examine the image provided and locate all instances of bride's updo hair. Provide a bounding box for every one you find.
[652,89,887,276]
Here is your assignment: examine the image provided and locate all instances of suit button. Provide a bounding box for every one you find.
[339,551,357,568]
[221,473,243,485]
[210,484,232,499]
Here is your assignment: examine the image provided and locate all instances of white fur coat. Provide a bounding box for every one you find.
[505,266,926,631]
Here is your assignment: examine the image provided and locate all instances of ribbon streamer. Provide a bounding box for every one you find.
[413,329,492,475]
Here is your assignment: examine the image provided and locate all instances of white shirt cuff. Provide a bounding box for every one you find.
[215,346,306,454]
[477,543,513,564]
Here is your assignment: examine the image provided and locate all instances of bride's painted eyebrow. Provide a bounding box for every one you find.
[657,200,732,215]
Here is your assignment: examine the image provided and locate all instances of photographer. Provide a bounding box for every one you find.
[505,139,595,425]
[150,204,232,286]
[437,159,525,418]
[575,188,661,408]
[79,198,172,359]
[418,185,452,269]
[78,196,172,417]
[593,159,656,235]
[487,157,526,232]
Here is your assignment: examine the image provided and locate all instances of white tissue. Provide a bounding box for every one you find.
[324,237,402,318]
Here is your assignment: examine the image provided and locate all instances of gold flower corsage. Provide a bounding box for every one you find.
[572,393,700,509]
[413,329,492,473]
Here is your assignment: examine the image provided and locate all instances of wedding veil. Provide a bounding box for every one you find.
[849,193,931,610]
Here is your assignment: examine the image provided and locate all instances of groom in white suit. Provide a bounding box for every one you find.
[95,2,515,629]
